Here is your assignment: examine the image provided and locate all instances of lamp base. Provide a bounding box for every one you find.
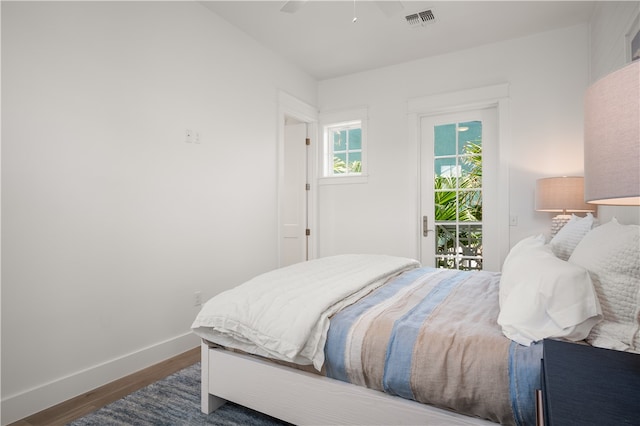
[550,214,572,237]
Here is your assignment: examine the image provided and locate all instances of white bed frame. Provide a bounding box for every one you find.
[200,342,494,425]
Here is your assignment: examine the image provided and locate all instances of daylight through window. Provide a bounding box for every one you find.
[325,121,362,176]
[433,120,483,270]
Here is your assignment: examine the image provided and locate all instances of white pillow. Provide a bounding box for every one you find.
[550,213,596,260]
[498,235,602,346]
[569,218,640,353]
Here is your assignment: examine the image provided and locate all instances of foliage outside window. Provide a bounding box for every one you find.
[326,121,362,176]
[434,121,483,270]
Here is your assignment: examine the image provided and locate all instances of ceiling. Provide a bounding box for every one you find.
[201,1,596,80]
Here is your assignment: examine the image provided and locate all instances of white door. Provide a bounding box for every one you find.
[281,122,309,267]
[420,107,500,271]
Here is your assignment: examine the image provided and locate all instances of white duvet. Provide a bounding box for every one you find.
[191,254,419,370]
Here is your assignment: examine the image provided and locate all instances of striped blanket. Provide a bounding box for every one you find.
[324,267,543,426]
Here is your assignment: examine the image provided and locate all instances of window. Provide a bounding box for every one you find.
[320,108,367,183]
[326,121,362,175]
[433,120,483,270]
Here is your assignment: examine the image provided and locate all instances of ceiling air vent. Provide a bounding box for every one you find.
[405,9,436,28]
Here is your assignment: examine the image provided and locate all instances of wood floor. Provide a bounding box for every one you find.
[10,347,200,426]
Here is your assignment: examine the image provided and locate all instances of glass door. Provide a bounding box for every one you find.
[420,108,498,270]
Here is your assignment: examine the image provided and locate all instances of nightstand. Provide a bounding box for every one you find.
[538,339,640,426]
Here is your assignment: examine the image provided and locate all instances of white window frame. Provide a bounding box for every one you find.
[319,107,368,185]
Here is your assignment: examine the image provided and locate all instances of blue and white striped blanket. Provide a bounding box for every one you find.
[324,267,542,426]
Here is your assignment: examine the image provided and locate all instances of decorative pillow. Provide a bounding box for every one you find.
[550,213,596,260]
[569,218,640,353]
[498,235,602,346]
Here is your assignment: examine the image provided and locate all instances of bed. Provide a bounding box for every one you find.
[192,217,640,425]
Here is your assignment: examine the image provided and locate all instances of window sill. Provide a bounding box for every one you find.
[318,175,369,185]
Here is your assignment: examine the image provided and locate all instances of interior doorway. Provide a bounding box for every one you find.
[277,91,318,267]
[281,119,310,267]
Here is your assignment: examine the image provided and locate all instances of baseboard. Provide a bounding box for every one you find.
[1,332,200,425]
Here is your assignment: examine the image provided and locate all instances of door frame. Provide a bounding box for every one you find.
[407,83,511,270]
[277,91,318,267]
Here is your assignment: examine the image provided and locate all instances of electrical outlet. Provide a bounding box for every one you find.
[194,291,202,307]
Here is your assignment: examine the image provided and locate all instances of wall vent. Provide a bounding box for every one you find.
[405,9,436,28]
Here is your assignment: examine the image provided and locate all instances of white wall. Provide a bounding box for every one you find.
[588,1,640,225]
[316,24,590,259]
[1,2,316,423]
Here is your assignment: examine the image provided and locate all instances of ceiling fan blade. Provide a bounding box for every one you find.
[374,1,404,18]
[280,0,308,14]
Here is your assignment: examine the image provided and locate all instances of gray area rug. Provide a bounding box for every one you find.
[68,363,291,425]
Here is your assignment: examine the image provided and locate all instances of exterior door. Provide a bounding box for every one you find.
[281,121,309,266]
[420,107,499,270]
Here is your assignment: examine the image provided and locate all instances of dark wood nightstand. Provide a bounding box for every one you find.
[539,339,640,426]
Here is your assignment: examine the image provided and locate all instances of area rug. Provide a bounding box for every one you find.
[68,363,291,425]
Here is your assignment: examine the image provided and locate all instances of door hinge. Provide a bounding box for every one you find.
[305,183,310,190]
[305,229,311,236]
[305,138,310,146]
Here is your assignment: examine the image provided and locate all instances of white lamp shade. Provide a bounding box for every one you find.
[535,176,595,213]
[584,60,640,205]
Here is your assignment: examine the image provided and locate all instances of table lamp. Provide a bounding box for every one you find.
[536,176,596,236]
